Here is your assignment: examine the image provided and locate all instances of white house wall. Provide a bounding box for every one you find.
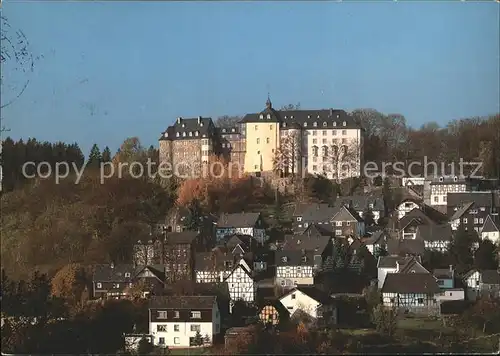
[482,231,499,243]
[276,266,314,288]
[280,290,320,319]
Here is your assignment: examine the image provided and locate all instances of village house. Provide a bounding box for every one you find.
[381,273,441,316]
[397,207,446,240]
[163,231,200,283]
[362,230,389,256]
[195,247,244,283]
[93,264,166,299]
[447,191,499,233]
[148,296,221,348]
[376,255,422,289]
[275,249,316,288]
[330,205,365,237]
[396,198,421,220]
[415,224,453,252]
[291,203,337,234]
[463,269,500,300]
[215,212,267,244]
[387,238,425,257]
[279,286,337,326]
[335,195,385,224]
[221,258,257,312]
[480,214,500,243]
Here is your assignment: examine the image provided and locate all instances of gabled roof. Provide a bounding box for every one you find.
[225,234,255,251]
[363,230,389,245]
[331,206,363,223]
[481,215,500,233]
[398,208,438,230]
[296,203,338,222]
[303,223,334,237]
[166,231,199,245]
[416,224,453,242]
[279,286,332,305]
[134,265,166,282]
[334,195,385,212]
[94,264,166,282]
[195,248,235,272]
[223,260,253,282]
[149,296,216,310]
[447,191,500,208]
[282,234,331,254]
[275,250,314,267]
[160,117,216,141]
[381,273,440,294]
[387,239,425,256]
[217,212,262,228]
[398,258,429,274]
[433,268,454,279]
[450,202,475,221]
[377,255,415,269]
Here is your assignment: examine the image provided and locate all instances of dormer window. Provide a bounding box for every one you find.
[291,115,294,119]
[439,177,444,182]
[182,132,186,137]
[307,115,311,119]
[333,122,337,126]
[369,203,374,209]
[283,123,287,128]
[176,132,180,137]
[304,122,308,127]
[453,176,458,182]
[125,272,131,278]
[231,128,235,132]
[189,132,193,137]
[301,256,307,262]
[342,121,346,126]
[182,123,185,128]
[260,114,264,119]
[200,123,204,126]
[313,122,317,127]
[323,122,327,127]
[195,131,199,136]
[281,256,288,262]
[267,114,271,119]
[222,129,226,133]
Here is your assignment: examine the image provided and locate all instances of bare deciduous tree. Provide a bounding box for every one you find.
[322,138,361,182]
[273,130,303,179]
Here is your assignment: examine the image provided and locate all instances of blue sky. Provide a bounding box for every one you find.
[1,1,499,156]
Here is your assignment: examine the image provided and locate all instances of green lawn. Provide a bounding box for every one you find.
[397,316,445,331]
[168,347,211,355]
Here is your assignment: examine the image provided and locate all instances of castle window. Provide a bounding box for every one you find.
[283,123,287,128]
[257,138,260,144]
[266,138,270,144]
[267,114,271,119]
[333,122,337,126]
[303,122,307,127]
[189,132,193,137]
[195,131,199,136]
[270,125,273,130]
[255,125,258,130]
[182,132,186,137]
[176,132,180,137]
[342,121,346,126]
[259,114,264,119]
[342,130,347,135]
[313,122,317,127]
[323,122,327,127]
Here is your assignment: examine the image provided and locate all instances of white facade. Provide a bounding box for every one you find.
[276,265,314,287]
[378,266,398,289]
[482,230,500,243]
[397,201,420,220]
[215,227,266,244]
[150,307,220,348]
[279,289,321,319]
[304,125,363,180]
[464,270,480,300]
[435,289,465,302]
[424,240,450,253]
[382,292,435,309]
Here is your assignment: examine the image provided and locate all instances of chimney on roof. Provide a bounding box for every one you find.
[449,264,453,273]
[330,108,333,116]
[198,116,202,124]
[177,117,182,124]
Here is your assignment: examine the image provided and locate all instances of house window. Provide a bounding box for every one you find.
[174,337,180,344]
[174,311,180,318]
[266,138,270,144]
[174,324,180,331]
[301,256,307,262]
[390,298,395,303]
[434,196,438,203]
[255,125,258,130]
[346,221,350,226]
[336,221,342,226]
[281,280,286,286]
[125,272,131,278]
[254,165,258,169]
[479,218,484,224]
[159,337,165,345]
[190,324,201,332]
[417,298,424,304]
[270,124,273,130]
[297,217,302,222]
[322,130,327,136]
[463,218,467,223]
[313,165,317,171]
[257,138,260,144]
[191,311,201,319]
[312,131,317,136]
[96,283,102,289]
[342,130,346,135]
[157,325,167,332]
[291,293,296,299]
[336,230,342,235]
[113,283,120,288]
[437,280,444,285]
[281,256,288,262]
[157,311,168,319]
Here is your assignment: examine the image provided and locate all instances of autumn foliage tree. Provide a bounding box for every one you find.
[51,264,88,309]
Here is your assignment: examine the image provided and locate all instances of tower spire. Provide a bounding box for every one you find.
[266,93,272,110]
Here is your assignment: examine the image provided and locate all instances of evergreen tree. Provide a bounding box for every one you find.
[194,330,203,346]
[87,144,102,168]
[101,146,112,163]
[448,223,475,274]
[183,200,204,231]
[363,208,375,226]
[382,178,393,215]
[474,239,498,271]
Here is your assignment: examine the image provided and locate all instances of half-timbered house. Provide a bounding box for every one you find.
[397,198,421,220]
[216,212,267,244]
[377,255,420,289]
[195,247,241,283]
[222,258,256,312]
[397,207,445,240]
[415,224,453,252]
[334,195,385,224]
[463,269,500,300]
[381,273,441,316]
[149,296,221,348]
[275,249,315,288]
[447,191,499,233]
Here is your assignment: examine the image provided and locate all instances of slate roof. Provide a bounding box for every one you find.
[93,264,166,282]
[194,248,237,272]
[398,208,440,229]
[218,126,241,135]
[282,234,331,254]
[331,206,364,223]
[429,176,467,185]
[398,259,429,274]
[217,212,262,228]
[377,256,415,269]
[335,195,385,212]
[447,191,499,208]
[450,202,475,221]
[225,234,255,252]
[296,203,338,222]
[433,268,454,279]
[160,117,216,141]
[275,249,314,267]
[240,102,361,130]
[166,231,199,245]
[482,215,500,233]
[481,270,500,285]
[387,239,425,256]
[149,295,216,309]
[363,230,388,245]
[381,273,441,294]
[303,223,335,236]
[415,224,453,242]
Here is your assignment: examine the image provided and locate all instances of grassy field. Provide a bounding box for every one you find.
[168,347,211,355]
